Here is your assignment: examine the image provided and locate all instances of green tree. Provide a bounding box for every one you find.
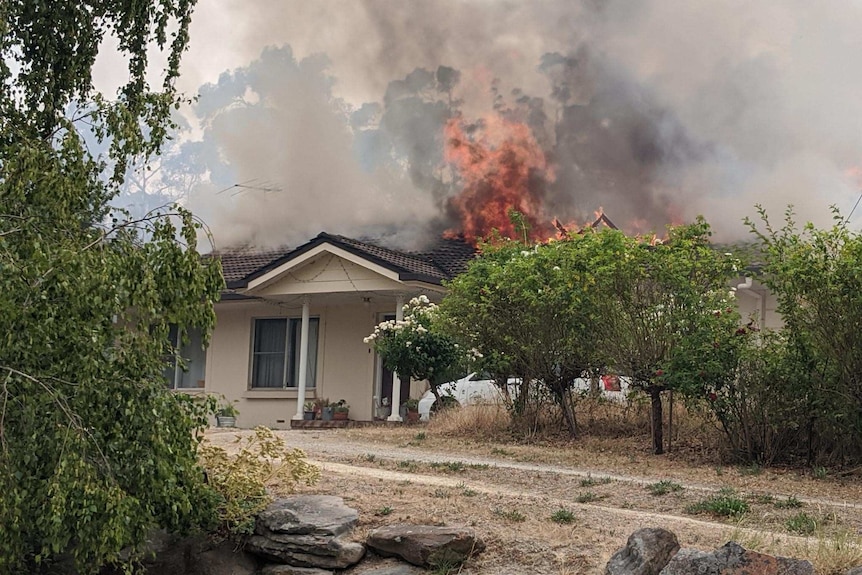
[745,206,862,465]
[597,219,744,454]
[0,2,225,572]
[441,229,616,437]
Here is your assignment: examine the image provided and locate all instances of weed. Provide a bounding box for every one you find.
[432,488,449,499]
[375,506,393,516]
[750,493,775,505]
[646,480,683,496]
[774,496,803,509]
[579,474,613,487]
[469,463,490,470]
[493,508,526,522]
[414,431,426,441]
[811,466,828,479]
[576,491,605,504]
[738,464,763,476]
[490,447,512,456]
[461,488,478,497]
[686,488,749,517]
[397,460,418,471]
[786,512,817,535]
[550,508,576,524]
[363,453,376,462]
[430,461,466,473]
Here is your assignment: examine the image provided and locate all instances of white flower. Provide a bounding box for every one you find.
[553,266,561,271]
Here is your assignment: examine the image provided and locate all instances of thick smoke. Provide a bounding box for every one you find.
[177,0,862,248]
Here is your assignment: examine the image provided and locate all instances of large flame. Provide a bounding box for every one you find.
[444,115,556,244]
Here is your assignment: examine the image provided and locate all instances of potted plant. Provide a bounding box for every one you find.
[332,399,350,421]
[216,397,239,427]
[404,398,420,423]
[303,401,316,421]
[315,397,333,421]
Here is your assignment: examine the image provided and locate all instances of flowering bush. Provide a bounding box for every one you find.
[365,296,468,395]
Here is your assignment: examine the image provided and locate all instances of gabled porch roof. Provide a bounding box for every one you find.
[214,232,476,293]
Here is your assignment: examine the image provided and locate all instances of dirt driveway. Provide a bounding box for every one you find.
[206,427,862,574]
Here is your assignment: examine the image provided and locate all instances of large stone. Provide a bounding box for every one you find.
[846,567,862,575]
[660,541,815,575]
[366,524,485,568]
[605,528,680,575]
[245,496,365,569]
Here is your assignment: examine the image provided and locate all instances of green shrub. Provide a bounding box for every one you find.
[786,512,817,535]
[199,427,320,536]
[647,480,684,496]
[550,508,576,524]
[685,489,749,517]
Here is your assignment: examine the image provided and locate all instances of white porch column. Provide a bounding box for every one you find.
[292,296,311,420]
[387,294,406,422]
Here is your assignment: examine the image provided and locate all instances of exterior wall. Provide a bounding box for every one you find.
[205,298,386,428]
[733,277,783,331]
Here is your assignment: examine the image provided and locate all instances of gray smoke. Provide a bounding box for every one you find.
[179,0,862,248]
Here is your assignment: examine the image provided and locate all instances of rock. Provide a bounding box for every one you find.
[348,558,427,575]
[259,565,333,575]
[660,541,815,575]
[846,567,862,575]
[366,524,485,568]
[605,527,680,575]
[245,496,365,569]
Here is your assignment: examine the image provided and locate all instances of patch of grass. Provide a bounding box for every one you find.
[646,480,683,496]
[738,463,763,476]
[414,431,426,441]
[396,460,418,471]
[432,488,449,499]
[430,461,466,473]
[575,491,605,504]
[493,508,526,522]
[579,474,612,487]
[550,508,576,524]
[774,496,804,509]
[811,466,828,479]
[490,447,512,456]
[786,512,817,535]
[685,488,749,518]
[375,506,393,516]
[362,453,375,462]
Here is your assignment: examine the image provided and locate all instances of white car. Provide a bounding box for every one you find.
[417,373,519,421]
[417,373,631,421]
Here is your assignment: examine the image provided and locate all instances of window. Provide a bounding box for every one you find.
[164,325,206,389]
[251,317,319,389]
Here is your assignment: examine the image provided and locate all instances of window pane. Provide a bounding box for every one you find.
[252,319,287,388]
[178,327,206,389]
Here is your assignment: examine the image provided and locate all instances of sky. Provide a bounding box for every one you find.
[92,1,862,249]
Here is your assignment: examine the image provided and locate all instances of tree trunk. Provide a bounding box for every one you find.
[650,387,664,455]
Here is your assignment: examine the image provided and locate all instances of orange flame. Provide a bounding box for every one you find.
[444,115,556,245]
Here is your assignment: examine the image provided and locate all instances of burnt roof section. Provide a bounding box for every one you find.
[214,232,477,289]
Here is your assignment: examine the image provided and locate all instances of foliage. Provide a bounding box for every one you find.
[685,488,749,517]
[550,508,576,524]
[365,295,468,398]
[199,427,320,537]
[217,396,240,418]
[646,480,684,496]
[786,512,818,535]
[745,206,862,465]
[0,1,227,572]
[595,218,747,454]
[332,399,349,413]
[441,228,622,437]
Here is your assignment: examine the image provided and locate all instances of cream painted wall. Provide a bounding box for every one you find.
[206,298,387,428]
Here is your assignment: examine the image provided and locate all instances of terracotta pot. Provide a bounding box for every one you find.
[333,410,349,421]
[406,410,420,423]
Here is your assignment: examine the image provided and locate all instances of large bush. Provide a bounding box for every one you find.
[0,2,225,572]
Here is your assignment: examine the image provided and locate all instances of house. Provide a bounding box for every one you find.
[180,232,475,428]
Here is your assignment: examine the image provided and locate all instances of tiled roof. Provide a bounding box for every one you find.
[213,232,477,289]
